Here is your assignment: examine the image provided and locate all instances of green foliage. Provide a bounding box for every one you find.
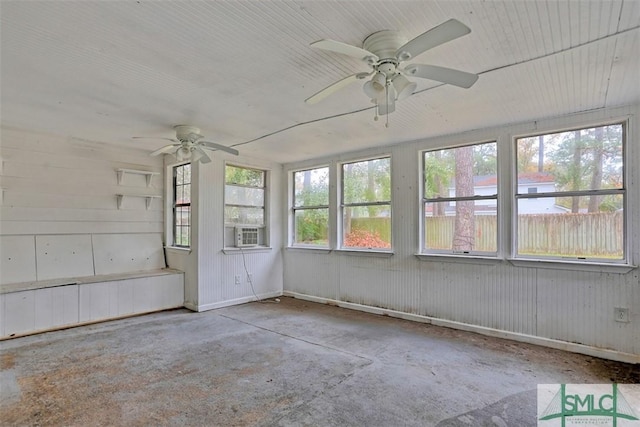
[225,164,264,187]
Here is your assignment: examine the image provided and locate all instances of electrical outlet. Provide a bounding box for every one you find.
[246,273,253,283]
[234,275,241,286]
[614,307,629,323]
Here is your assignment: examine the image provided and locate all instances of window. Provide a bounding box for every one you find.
[173,163,191,248]
[225,164,267,247]
[292,167,329,247]
[422,141,498,255]
[515,123,625,262]
[341,157,391,250]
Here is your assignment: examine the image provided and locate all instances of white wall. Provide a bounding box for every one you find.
[282,104,640,361]
[166,154,283,311]
[0,127,164,238]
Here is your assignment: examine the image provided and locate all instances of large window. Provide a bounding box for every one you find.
[422,141,498,255]
[515,123,625,261]
[225,164,267,247]
[292,167,329,247]
[341,157,391,250]
[173,163,191,248]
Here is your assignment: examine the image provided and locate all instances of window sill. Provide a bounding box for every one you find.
[286,246,332,254]
[414,253,502,265]
[333,249,394,258]
[222,247,273,255]
[507,258,636,274]
[165,246,191,254]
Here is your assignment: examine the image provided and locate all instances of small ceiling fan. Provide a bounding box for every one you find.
[305,19,479,125]
[134,125,239,163]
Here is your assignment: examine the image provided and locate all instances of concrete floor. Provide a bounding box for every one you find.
[1,297,638,426]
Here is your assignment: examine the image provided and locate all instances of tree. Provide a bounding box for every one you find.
[452,145,475,251]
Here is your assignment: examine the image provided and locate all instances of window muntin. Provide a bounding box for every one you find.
[515,123,625,261]
[173,163,191,248]
[341,157,391,250]
[422,142,498,255]
[292,167,329,247]
[225,164,267,246]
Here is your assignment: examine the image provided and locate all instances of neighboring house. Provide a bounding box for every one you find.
[428,172,561,215]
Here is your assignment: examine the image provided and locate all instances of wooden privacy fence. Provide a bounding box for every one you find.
[425,216,496,251]
[517,211,623,257]
[425,211,623,256]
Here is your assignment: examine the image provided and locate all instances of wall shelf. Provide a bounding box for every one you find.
[116,168,159,187]
[116,194,161,210]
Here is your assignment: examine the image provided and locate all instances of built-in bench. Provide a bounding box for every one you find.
[0,233,184,338]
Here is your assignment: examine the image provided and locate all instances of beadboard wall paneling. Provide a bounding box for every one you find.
[283,104,640,358]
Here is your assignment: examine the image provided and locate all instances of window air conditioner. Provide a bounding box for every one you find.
[235,226,259,247]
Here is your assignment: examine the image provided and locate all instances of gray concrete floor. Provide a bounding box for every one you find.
[1,297,638,426]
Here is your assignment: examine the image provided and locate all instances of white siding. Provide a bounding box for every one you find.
[283,104,640,358]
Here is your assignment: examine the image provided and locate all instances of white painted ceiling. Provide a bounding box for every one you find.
[1,1,639,163]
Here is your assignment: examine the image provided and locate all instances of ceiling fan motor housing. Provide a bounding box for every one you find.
[363,30,407,80]
[174,125,201,142]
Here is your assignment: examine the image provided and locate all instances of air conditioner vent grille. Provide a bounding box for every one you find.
[236,226,259,247]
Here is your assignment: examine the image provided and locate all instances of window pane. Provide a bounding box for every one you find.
[175,166,184,185]
[294,167,329,207]
[294,208,329,246]
[182,184,191,204]
[424,201,497,252]
[342,205,391,249]
[225,185,264,207]
[225,206,264,225]
[343,157,390,204]
[176,206,190,226]
[182,164,191,184]
[225,165,264,187]
[517,195,623,259]
[424,142,497,199]
[516,124,623,192]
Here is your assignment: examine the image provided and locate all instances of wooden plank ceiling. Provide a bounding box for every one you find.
[1,1,638,163]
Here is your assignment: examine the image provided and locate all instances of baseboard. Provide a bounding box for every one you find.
[283,291,640,364]
[193,291,283,312]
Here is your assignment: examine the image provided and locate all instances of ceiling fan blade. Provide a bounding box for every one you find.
[395,19,471,61]
[305,73,365,104]
[150,144,180,156]
[193,146,211,164]
[199,141,239,156]
[311,39,379,63]
[404,64,478,88]
[133,137,178,143]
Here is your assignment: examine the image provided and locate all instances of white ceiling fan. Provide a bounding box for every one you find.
[134,125,239,163]
[305,19,479,125]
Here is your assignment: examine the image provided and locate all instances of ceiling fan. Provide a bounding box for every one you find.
[305,19,479,125]
[134,125,239,163]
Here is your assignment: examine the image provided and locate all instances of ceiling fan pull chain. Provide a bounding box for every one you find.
[385,82,390,128]
[374,99,379,121]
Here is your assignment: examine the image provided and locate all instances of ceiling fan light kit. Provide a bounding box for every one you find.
[305,19,479,126]
[135,125,239,163]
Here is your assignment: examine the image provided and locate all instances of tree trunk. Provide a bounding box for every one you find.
[453,146,475,251]
[344,164,353,238]
[538,135,544,172]
[434,151,446,216]
[571,130,582,213]
[587,127,603,212]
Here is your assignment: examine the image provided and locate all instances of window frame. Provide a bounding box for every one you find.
[291,166,330,249]
[420,140,499,257]
[224,163,268,248]
[338,155,392,252]
[512,120,628,265]
[172,162,191,249]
